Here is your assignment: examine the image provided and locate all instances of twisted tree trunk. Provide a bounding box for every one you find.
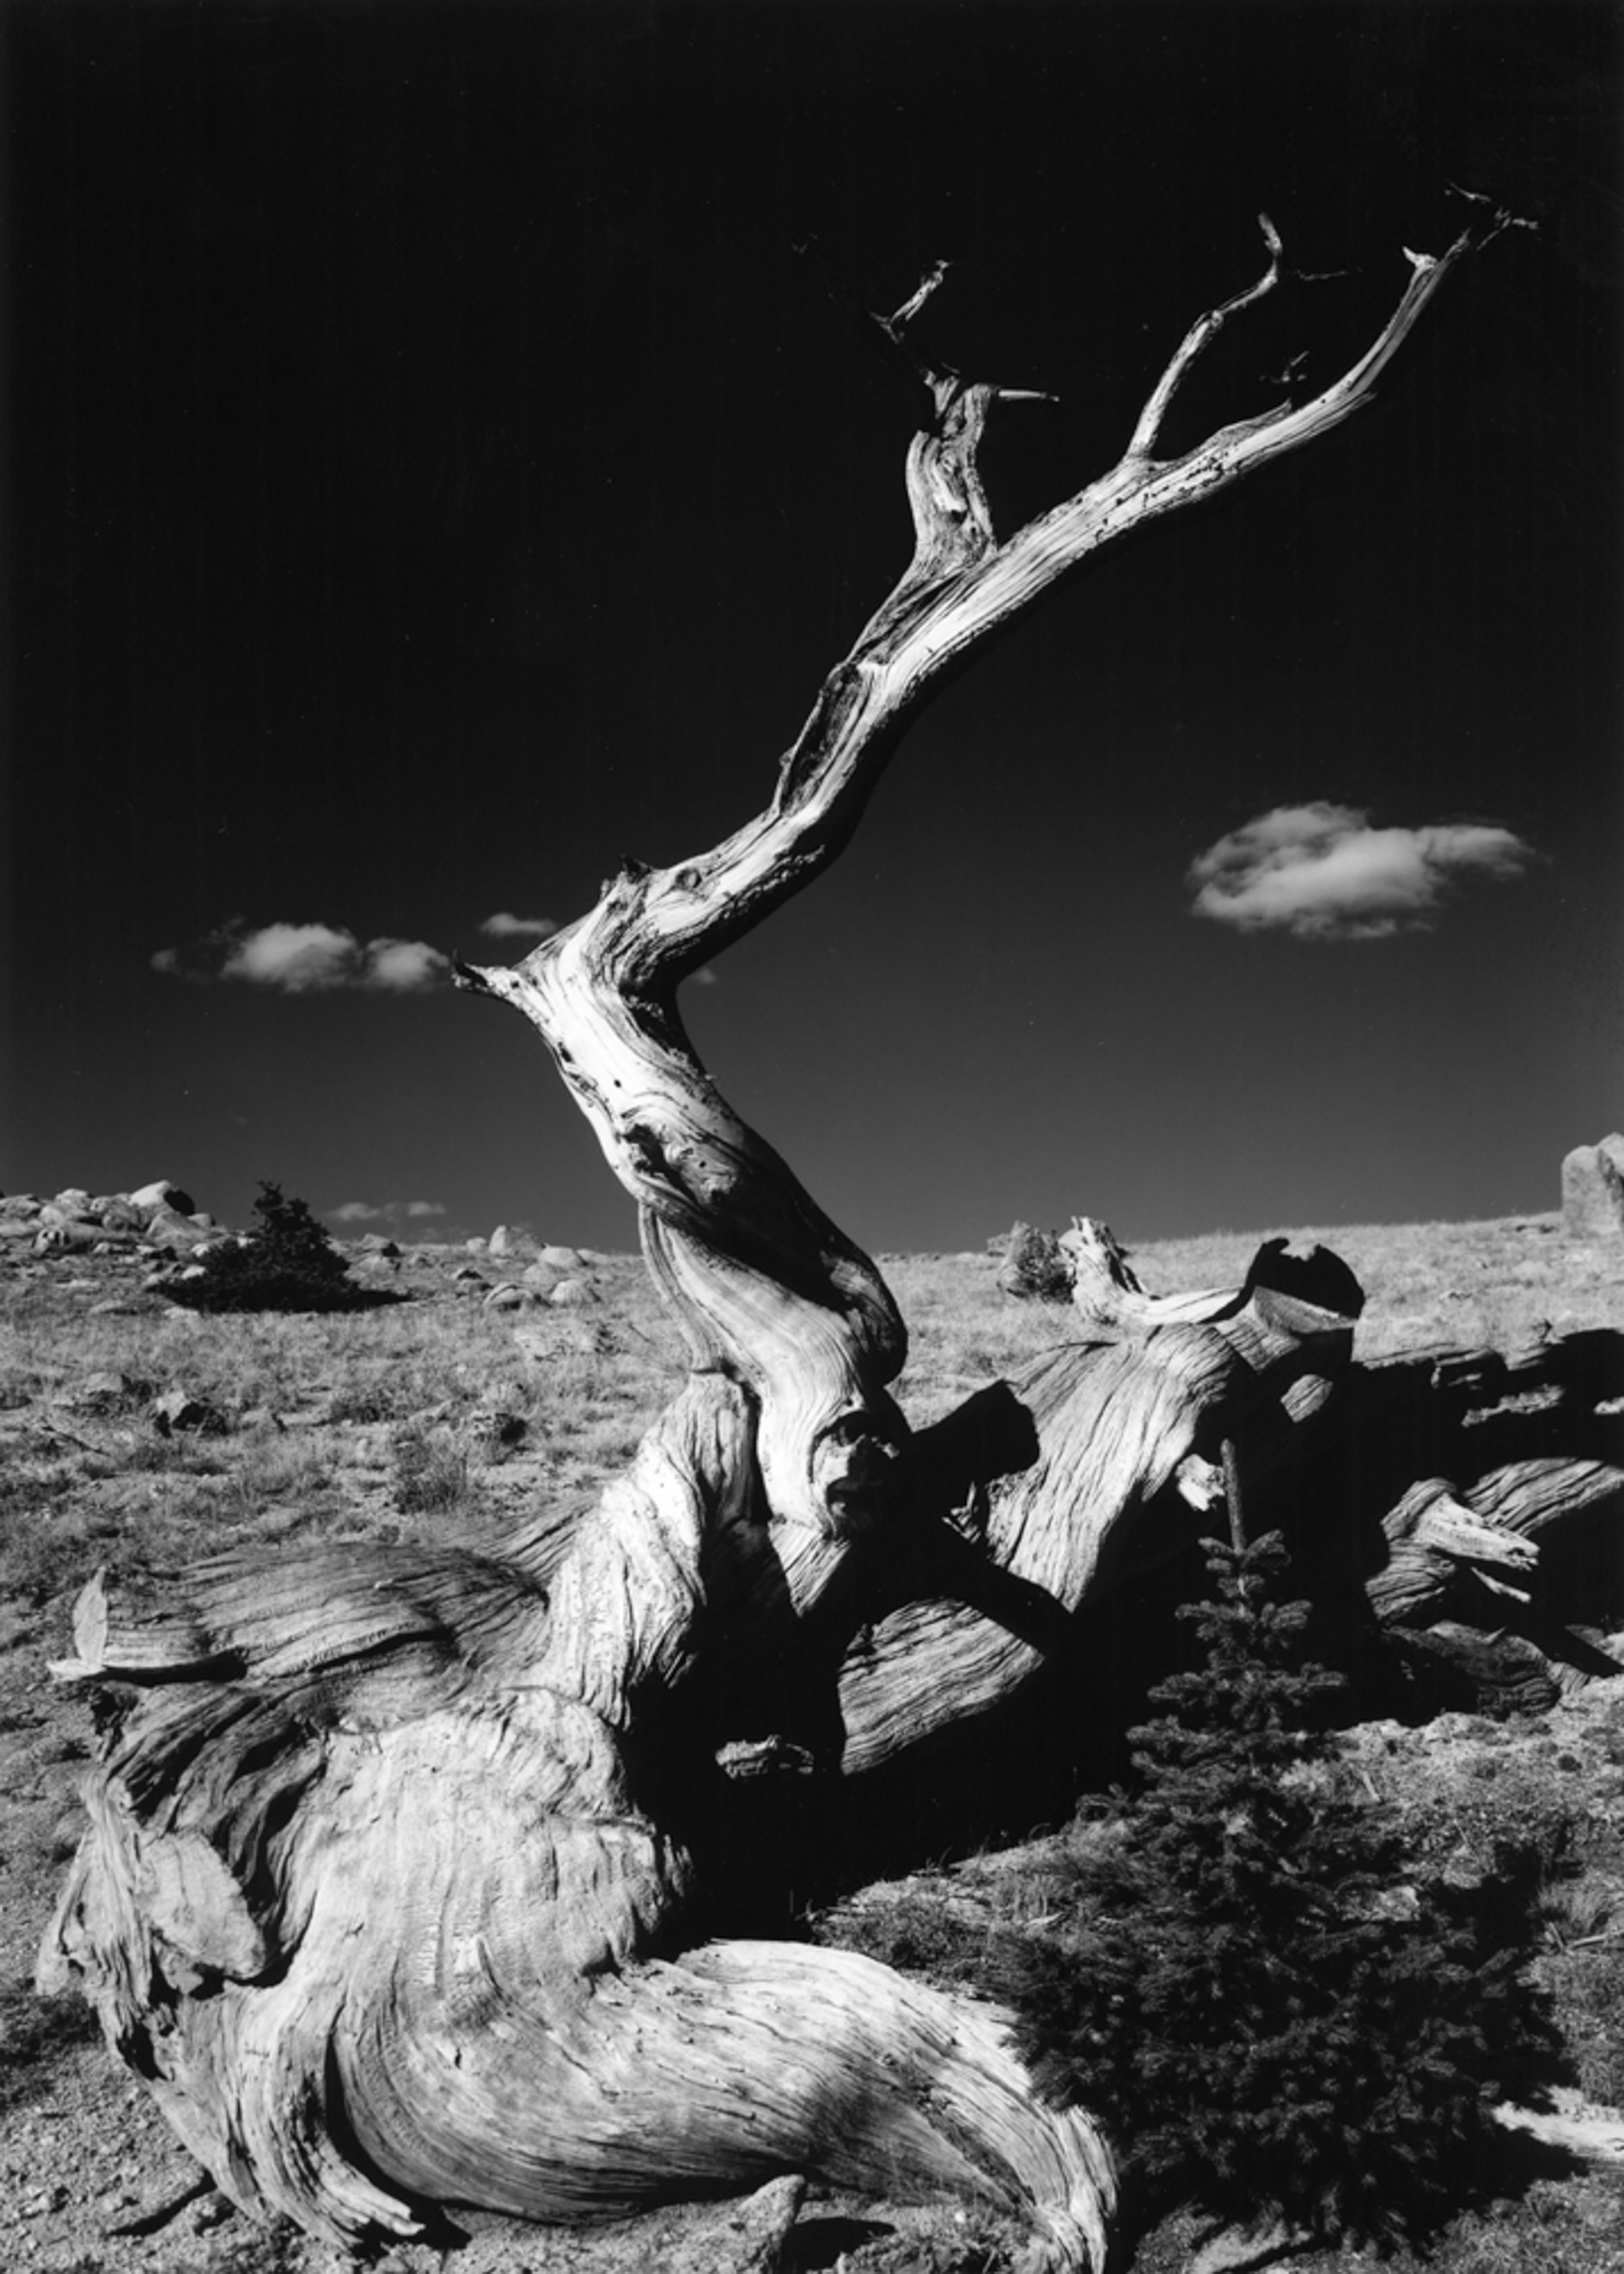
[40,199,1568,2271]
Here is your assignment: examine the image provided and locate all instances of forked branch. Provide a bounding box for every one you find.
[459,197,1528,1543]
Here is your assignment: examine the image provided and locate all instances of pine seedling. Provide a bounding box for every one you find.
[1004,1458,1554,2247]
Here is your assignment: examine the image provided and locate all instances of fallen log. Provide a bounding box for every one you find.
[37,199,1559,2267]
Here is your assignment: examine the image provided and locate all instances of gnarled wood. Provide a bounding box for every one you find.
[40,204,1555,2268]
[41,1369,1119,2259]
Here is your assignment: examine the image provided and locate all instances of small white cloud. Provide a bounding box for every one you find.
[363,938,448,992]
[223,921,359,990]
[479,912,559,939]
[328,1199,449,1226]
[152,920,449,992]
[1187,802,1537,940]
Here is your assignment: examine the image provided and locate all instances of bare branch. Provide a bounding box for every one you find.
[1127,212,1287,459]
[465,199,1527,1540]
[881,256,953,336]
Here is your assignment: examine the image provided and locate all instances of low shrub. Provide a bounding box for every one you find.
[393,1424,477,1517]
[998,1533,1562,2251]
[166,1183,386,1315]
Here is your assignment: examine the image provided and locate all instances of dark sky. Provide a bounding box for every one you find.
[4,0,1621,1253]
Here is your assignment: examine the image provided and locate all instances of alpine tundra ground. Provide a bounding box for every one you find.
[3,1213,1622,2272]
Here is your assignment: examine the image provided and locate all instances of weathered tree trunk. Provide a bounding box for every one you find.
[41,199,1575,2271]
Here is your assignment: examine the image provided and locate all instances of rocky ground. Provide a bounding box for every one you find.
[3,1190,1623,2271]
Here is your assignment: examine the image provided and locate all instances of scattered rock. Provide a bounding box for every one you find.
[540,1244,584,1270]
[1562,1136,1624,1239]
[452,1265,488,1287]
[470,1400,529,1449]
[466,1236,488,1254]
[39,1200,100,1231]
[34,1222,107,1255]
[1189,2221,1303,2272]
[548,1277,595,1307]
[150,1390,228,1436]
[359,1234,402,1257]
[142,1206,212,1256]
[129,1180,198,1216]
[483,1283,535,1312]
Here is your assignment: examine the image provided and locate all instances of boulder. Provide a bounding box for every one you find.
[359,1234,401,1257]
[540,1243,584,1269]
[548,1277,595,1307]
[150,1389,228,1436]
[128,1181,198,1216]
[34,1222,107,1255]
[143,1207,211,1256]
[95,1199,148,1234]
[483,1282,535,1312]
[1561,1137,1624,1239]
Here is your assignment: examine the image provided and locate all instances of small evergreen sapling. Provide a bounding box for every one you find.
[168,1182,372,1314]
[1005,1516,1553,2248]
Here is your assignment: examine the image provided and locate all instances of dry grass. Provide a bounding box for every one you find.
[1123,1213,1624,1360]
[2,1216,1622,2271]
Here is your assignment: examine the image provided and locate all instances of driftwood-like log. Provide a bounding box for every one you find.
[40,1369,1126,2257]
[40,203,1554,2268]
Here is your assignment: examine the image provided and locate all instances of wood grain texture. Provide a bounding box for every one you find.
[38,209,1552,2265]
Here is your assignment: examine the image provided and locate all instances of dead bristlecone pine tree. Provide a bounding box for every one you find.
[45,193,1598,2274]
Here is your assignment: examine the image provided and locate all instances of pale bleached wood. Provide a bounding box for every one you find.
[42,1371,1116,2265]
[41,205,1542,2266]
[1366,1458,1624,1666]
[456,197,1528,1548]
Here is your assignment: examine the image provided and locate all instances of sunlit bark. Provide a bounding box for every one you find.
[41,200,1563,2271]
